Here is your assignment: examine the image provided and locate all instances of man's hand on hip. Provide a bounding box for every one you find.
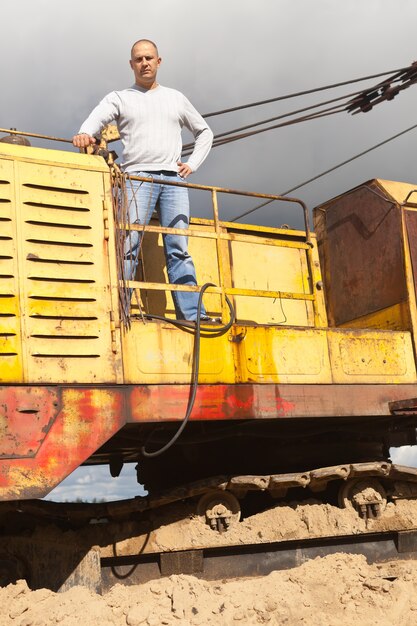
[72,134,96,148]
[177,161,192,178]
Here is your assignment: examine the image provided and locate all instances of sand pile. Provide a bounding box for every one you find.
[145,498,417,553]
[2,553,417,625]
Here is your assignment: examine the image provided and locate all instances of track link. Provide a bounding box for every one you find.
[1,461,417,527]
[2,461,417,591]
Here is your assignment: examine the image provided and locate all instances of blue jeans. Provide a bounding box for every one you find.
[124,171,206,320]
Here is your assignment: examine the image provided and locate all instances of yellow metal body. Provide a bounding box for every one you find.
[0,142,122,384]
[1,143,416,388]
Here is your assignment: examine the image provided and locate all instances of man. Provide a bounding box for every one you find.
[73,39,214,321]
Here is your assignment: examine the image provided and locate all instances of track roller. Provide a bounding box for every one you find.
[197,490,241,532]
[338,478,387,520]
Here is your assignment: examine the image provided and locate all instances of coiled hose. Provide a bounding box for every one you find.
[140,283,235,458]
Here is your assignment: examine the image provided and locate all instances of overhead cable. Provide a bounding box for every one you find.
[183,86,367,153]
[230,122,417,222]
[182,103,346,156]
[201,67,408,118]
[184,62,417,155]
[213,104,346,148]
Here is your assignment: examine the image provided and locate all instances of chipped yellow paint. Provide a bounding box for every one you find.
[122,321,417,385]
[0,155,23,382]
[337,302,411,331]
[0,141,109,172]
[328,329,416,383]
[2,141,417,389]
[234,326,332,384]
[122,320,333,385]
[122,320,236,384]
[0,143,121,384]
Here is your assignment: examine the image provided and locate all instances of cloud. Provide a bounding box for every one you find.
[3,0,417,222]
[45,465,146,502]
[390,446,417,468]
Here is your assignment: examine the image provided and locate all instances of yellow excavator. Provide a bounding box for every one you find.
[2,127,417,591]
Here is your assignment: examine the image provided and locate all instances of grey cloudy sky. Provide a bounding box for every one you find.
[4,0,417,499]
[4,0,417,225]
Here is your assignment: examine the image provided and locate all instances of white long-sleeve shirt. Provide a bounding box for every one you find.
[79,84,213,173]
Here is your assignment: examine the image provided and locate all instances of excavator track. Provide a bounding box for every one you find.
[99,528,417,593]
[2,460,416,526]
[2,461,417,591]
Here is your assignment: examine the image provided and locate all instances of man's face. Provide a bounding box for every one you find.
[130,42,161,88]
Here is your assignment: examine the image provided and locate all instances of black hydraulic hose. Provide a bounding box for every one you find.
[140,283,235,458]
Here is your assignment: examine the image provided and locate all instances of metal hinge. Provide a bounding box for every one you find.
[109,311,119,353]
[103,200,109,240]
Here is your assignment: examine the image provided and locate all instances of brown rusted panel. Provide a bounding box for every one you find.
[315,182,406,326]
[128,382,417,421]
[0,387,126,501]
[389,397,417,413]
[0,387,60,458]
[405,210,417,298]
[3,380,417,502]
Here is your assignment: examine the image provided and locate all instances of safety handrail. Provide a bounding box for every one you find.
[126,174,311,240]
[116,174,319,325]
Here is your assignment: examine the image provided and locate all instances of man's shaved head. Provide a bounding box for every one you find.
[130,39,159,58]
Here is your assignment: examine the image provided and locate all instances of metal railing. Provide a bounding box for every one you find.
[115,174,320,325]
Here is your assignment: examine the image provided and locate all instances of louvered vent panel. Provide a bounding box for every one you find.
[18,161,117,383]
[0,158,23,382]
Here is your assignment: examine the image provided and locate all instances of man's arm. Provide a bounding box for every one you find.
[72,92,121,148]
[181,96,214,175]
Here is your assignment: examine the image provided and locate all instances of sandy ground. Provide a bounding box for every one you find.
[3,553,417,625]
[4,498,417,625]
[97,498,417,557]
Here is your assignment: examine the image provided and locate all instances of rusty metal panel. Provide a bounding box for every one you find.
[235,326,332,383]
[314,182,406,326]
[122,320,235,384]
[127,382,417,422]
[0,386,59,458]
[328,329,416,383]
[404,210,417,298]
[128,383,297,422]
[0,386,125,500]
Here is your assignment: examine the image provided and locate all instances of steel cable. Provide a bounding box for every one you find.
[231,122,417,222]
[200,66,409,118]
[182,63,416,154]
